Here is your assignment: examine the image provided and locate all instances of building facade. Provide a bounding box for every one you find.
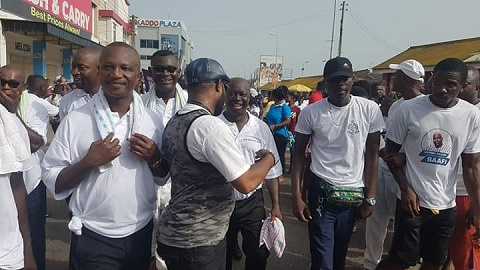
[134,18,193,71]
[0,0,130,82]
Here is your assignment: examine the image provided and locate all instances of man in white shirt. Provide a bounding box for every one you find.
[378,58,480,270]
[26,75,60,118]
[0,65,50,270]
[59,47,101,121]
[364,59,425,270]
[42,42,163,270]
[0,67,37,270]
[445,66,480,270]
[291,57,384,270]
[157,58,275,270]
[142,50,188,270]
[219,78,283,270]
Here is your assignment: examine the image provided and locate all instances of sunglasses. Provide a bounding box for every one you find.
[152,66,177,73]
[0,79,22,88]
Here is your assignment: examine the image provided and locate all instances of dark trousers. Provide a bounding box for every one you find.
[273,134,287,174]
[226,190,269,270]
[308,175,357,270]
[157,239,227,270]
[69,219,153,270]
[27,181,46,270]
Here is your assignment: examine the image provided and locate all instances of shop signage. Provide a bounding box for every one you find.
[1,0,92,38]
[134,18,182,29]
[15,42,32,53]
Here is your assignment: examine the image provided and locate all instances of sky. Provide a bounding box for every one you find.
[130,0,480,79]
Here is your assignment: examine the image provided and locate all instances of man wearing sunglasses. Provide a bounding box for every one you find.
[59,47,101,121]
[143,50,188,270]
[0,65,51,270]
[157,58,275,270]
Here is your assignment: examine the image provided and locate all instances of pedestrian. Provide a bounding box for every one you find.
[0,66,37,270]
[377,58,480,270]
[291,56,384,270]
[444,66,480,270]
[1,65,51,270]
[142,49,188,270]
[265,85,291,175]
[363,59,425,270]
[157,58,275,270]
[219,77,283,270]
[42,42,164,270]
[309,81,324,104]
[59,47,101,120]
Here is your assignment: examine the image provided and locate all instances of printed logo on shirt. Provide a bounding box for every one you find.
[419,129,452,166]
[347,120,359,136]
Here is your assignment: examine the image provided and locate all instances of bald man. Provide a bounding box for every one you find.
[1,65,50,270]
[219,78,283,270]
[42,43,164,270]
[59,47,102,120]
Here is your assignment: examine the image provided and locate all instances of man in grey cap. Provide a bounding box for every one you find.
[156,58,276,270]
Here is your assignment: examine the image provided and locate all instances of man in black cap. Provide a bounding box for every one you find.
[156,58,276,270]
[291,57,384,269]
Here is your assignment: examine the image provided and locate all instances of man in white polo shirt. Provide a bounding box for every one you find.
[42,42,163,270]
[377,58,480,270]
[59,47,101,121]
[291,57,384,270]
[219,77,283,270]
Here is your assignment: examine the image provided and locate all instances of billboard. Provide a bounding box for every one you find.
[161,34,179,54]
[1,0,92,38]
[259,55,283,87]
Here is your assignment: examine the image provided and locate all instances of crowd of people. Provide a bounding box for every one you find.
[0,40,479,270]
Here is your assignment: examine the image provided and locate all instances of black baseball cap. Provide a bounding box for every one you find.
[185,58,231,85]
[323,57,353,81]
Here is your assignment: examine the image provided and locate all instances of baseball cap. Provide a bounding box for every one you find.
[323,57,353,81]
[185,58,230,85]
[389,60,425,83]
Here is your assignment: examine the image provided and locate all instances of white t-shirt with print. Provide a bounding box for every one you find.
[218,111,282,200]
[387,96,480,209]
[295,95,384,187]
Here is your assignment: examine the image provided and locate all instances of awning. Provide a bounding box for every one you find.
[1,19,103,49]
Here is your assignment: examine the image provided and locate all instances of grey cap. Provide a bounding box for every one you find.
[184,58,231,85]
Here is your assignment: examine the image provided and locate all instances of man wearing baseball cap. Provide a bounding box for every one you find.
[156,58,275,270]
[363,59,425,269]
[291,56,384,269]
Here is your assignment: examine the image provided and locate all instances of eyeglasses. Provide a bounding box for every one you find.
[0,79,22,88]
[151,66,177,73]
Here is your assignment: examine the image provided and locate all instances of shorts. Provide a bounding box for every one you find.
[387,199,456,267]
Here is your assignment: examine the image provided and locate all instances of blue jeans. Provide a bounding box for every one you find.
[27,181,46,270]
[308,175,357,270]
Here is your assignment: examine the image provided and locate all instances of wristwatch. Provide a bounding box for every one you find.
[365,198,376,206]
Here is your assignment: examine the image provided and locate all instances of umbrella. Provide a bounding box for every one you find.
[288,84,312,92]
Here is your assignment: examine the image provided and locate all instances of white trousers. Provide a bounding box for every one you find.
[151,180,171,270]
[364,163,398,270]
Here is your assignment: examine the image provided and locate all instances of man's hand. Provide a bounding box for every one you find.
[0,90,19,113]
[401,185,420,217]
[82,132,121,168]
[270,205,283,223]
[356,202,374,220]
[255,149,274,166]
[292,196,312,222]
[383,152,406,168]
[24,248,37,270]
[129,133,160,164]
[269,125,276,132]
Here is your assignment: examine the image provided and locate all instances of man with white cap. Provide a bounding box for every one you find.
[363,59,425,270]
[377,58,480,269]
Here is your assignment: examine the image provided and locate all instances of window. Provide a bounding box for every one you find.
[140,55,152,60]
[140,39,159,49]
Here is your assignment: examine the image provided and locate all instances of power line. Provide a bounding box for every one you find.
[348,7,403,52]
[189,10,332,34]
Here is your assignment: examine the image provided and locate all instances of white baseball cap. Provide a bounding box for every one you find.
[389,60,425,83]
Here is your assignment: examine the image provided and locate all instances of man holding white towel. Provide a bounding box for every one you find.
[42,42,164,270]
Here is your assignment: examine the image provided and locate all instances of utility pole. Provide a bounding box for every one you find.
[338,1,347,57]
[130,15,136,48]
[329,0,337,59]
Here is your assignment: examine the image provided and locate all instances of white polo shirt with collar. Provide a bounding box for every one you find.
[58,89,92,120]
